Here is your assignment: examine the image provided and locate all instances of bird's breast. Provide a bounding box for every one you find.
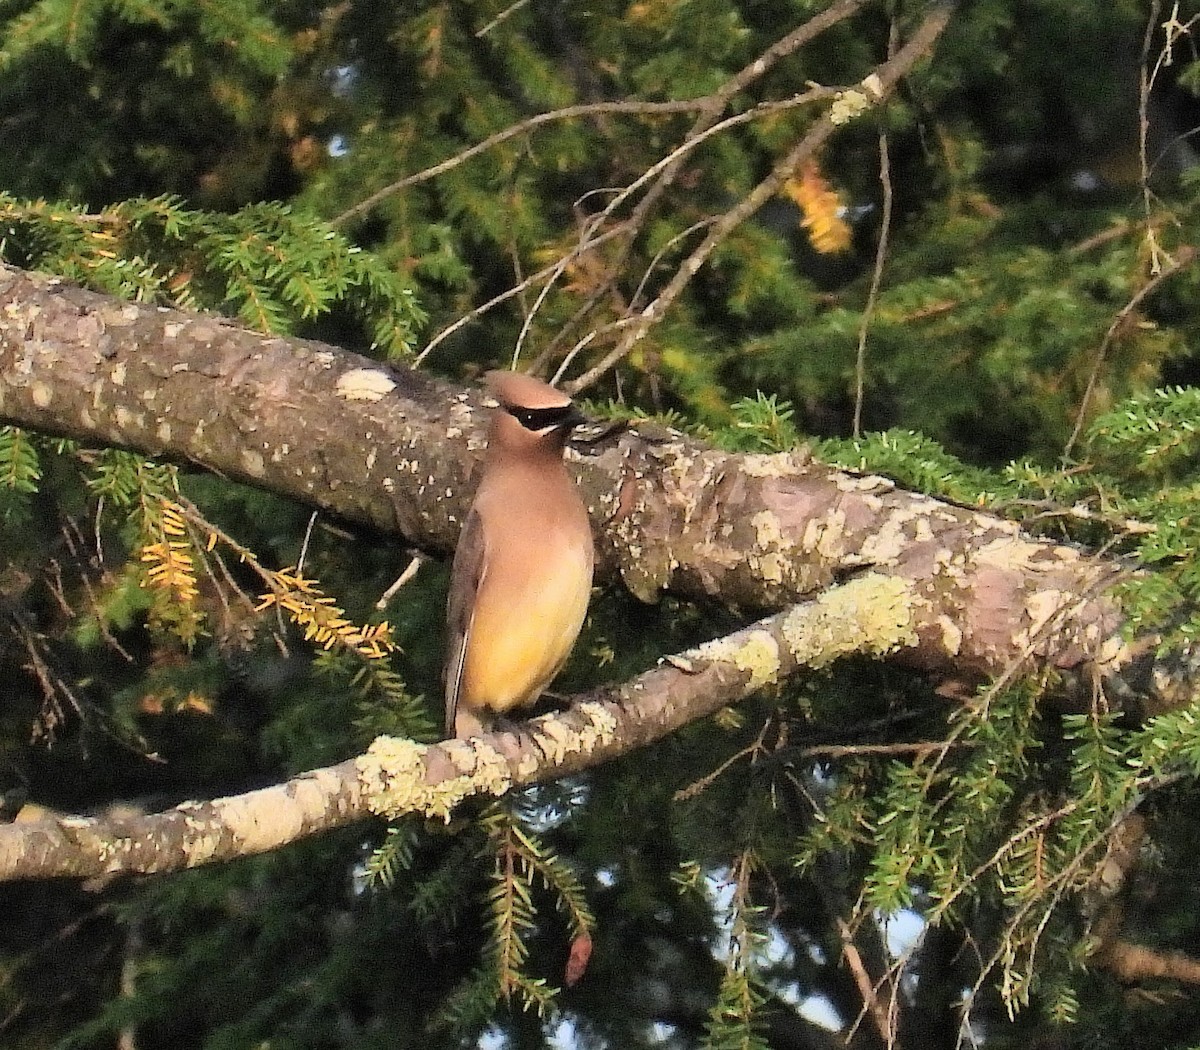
[460,503,593,714]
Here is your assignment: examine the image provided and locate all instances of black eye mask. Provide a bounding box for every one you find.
[505,404,581,431]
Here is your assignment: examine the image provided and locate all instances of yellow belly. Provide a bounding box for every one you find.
[460,548,592,714]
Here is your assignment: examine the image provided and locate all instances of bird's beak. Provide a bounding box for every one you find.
[561,404,589,430]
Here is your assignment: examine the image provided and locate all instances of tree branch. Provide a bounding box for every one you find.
[1097,941,1200,985]
[414,0,874,371]
[415,86,838,368]
[331,98,738,228]
[0,572,916,881]
[331,0,871,230]
[564,0,957,394]
[0,262,1163,704]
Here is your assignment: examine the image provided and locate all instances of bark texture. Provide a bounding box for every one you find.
[0,573,917,880]
[0,263,1133,696]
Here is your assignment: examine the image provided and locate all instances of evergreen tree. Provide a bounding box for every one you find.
[1,2,1200,1048]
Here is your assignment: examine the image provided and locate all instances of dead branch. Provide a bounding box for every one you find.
[409,0,875,372]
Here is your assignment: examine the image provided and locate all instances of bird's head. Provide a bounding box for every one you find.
[484,370,587,455]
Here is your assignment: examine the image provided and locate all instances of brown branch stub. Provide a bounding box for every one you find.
[1098,941,1200,986]
[1082,812,1200,988]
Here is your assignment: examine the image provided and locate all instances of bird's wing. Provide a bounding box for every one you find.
[444,506,488,736]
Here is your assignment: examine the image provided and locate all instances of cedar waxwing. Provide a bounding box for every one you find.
[444,371,595,739]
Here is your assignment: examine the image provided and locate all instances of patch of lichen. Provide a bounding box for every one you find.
[357,736,512,823]
[781,573,917,668]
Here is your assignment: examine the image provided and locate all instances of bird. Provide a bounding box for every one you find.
[444,370,595,739]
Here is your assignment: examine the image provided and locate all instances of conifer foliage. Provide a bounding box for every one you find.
[2,1,1200,1049]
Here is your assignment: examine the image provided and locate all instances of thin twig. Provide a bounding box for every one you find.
[673,717,774,801]
[183,517,260,649]
[544,217,716,381]
[529,289,618,379]
[174,497,289,595]
[533,217,713,379]
[511,232,584,369]
[547,219,720,384]
[1139,0,1163,261]
[629,216,717,313]
[475,0,529,38]
[1068,219,1134,256]
[956,772,1184,1040]
[507,95,830,367]
[854,126,891,438]
[416,90,834,367]
[1061,0,1199,459]
[335,0,868,232]
[405,4,867,367]
[0,201,124,226]
[1063,244,1195,459]
[1136,2,1199,272]
[837,916,896,1047]
[798,738,976,760]
[94,494,106,565]
[11,619,84,742]
[550,318,638,387]
[554,0,872,362]
[564,113,839,395]
[331,98,728,228]
[508,221,531,330]
[853,17,898,439]
[376,554,426,610]
[565,1,955,395]
[411,222,633,367]
[296,510,319,575]
[78,572,137,664]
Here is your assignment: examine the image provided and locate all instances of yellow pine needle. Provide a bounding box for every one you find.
[139,541,200,604]
[138,501,206,646]
[146,499,394,659]
[256,567,396,659]
[783,158,852,254]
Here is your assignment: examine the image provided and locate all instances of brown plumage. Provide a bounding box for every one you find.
[444,371,595,739]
